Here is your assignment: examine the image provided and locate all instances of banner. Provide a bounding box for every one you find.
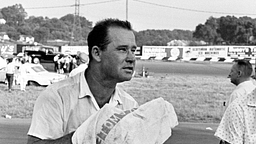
[61,46,89,55]
[182,46,227,58]
[227,46,256,58]
[142,46,167,57]
[141,46,183,57]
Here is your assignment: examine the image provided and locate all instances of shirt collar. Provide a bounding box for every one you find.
[78,72,123,106]
[109,88,123,105]
[79,71,93,98]
[237,80,253,88]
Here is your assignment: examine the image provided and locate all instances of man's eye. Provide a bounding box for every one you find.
[118,48,127,52]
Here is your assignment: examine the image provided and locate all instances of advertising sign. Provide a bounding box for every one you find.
[0,42,16,54]
[227,46,256,58]
[165,46,183,58]
[182,46,227,58]
[142,46,167,57]
[61,46,89,55]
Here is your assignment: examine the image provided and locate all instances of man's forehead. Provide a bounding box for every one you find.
[108,27,135,42]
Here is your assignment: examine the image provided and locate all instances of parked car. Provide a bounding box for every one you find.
[24,63,67,86]
[0,63,67,86]
[0,57,7,83]
[0,67,6,83]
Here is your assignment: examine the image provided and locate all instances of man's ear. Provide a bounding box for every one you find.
[237,70,242,77]
[91,46,101,62]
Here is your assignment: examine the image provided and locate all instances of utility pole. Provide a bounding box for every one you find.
[126,0,128,21]
[71,0,81,45]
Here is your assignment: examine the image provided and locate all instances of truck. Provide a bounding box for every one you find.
[16,44,60,63]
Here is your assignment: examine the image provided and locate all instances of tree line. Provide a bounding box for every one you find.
[1,4,256,46]
[193,16,256,45]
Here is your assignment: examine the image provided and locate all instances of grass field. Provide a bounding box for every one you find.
[119,73,233,123]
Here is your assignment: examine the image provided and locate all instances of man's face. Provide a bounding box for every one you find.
[228,63,240,86]
[100,27,137,83]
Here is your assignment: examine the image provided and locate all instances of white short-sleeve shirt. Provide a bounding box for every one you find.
[215,88,256,144]
[27,72,138,139]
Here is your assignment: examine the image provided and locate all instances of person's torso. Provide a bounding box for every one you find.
[228,81,256,105]
[51,74,138,135]
[236,90,256,143]
[6,63,16,74]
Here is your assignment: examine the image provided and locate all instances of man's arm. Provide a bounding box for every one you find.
[27,132,75,144]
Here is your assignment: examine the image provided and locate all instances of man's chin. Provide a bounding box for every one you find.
[118,75,132,82]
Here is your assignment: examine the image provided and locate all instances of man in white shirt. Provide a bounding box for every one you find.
[69,52,89,77]
[27,18,139,144]
[5,58,16,92]
[215,88,256,144]
[216,59,256,144]
[226,59,256,106]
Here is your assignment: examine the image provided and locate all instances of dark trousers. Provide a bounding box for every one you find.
[6,73,14,90]
[54,62,58,72]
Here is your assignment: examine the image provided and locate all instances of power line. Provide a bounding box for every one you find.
[133,0,256,16]
[25,5,73,9]
[25,0,121,10]
[80,0,121,6]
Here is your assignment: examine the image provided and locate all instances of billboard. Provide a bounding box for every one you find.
[0,42,16,55]
[61,46,89,55]
[227,46,256,58]
[142,46,167,57]
[141,46,184,58]
[182,46,227,58]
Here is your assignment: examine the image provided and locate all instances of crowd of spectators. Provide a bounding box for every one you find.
[53,52,87,74]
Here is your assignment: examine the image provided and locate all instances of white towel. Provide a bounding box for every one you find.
[72,97,178,144]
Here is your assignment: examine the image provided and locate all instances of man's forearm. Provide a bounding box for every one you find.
[27,131,75,144]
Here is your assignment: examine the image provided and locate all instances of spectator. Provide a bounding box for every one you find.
[13,57,21,85]
[53,54,61,73]
[215,59,256,144]
[23,52,32,63]
[61,54,72,73]
[5,58,16,92]
[226,59,256,106]
[69,52,89,77]
[27,18,139,143]
[57,54,65,74]
[19,59,28,91]
[215,88,256,144]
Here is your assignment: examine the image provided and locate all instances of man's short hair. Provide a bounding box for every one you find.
[234,59,253,77]
[87,18,133,60]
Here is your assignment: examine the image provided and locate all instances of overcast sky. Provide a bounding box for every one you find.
[2,0,256,31]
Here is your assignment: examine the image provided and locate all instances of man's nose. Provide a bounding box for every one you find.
[227,74,231,78]
[126,50,136,62]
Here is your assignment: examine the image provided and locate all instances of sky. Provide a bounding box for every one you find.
[1,0,256,31]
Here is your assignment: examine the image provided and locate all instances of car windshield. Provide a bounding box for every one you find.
[31,66,47,72]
